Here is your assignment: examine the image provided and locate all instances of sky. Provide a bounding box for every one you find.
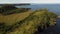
[0,0,60,4]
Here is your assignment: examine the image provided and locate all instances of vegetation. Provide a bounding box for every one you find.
[0,5,31,15]
[0,11,32,25]
[0,5,17,13]
[0,5,58,34]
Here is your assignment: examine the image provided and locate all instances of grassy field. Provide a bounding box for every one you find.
[0,11,32,25]
[6,10,57,34]
[6,11,47,34]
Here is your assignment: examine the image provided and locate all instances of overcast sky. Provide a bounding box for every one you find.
[0,0,60,4]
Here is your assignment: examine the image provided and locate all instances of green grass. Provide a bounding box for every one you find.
[0,11,32,25]
[6,10,57,34]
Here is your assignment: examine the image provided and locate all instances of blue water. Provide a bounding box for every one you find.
[16,4,60,15]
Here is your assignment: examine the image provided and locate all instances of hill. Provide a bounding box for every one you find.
[0,6,57,34]
[5,9,57,34]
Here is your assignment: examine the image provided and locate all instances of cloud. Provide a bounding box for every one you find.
[0,0,60,4]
